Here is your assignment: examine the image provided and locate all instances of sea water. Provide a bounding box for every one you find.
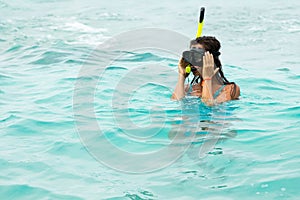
[1,0,300,199]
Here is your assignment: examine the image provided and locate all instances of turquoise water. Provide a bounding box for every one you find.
[1,0,300,199]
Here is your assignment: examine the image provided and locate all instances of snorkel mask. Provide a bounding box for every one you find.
[182,47,205,68]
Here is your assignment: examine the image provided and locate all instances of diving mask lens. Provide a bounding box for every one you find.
[182,48,205,67]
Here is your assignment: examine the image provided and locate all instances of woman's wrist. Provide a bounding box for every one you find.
[203,77,212,81]
[178,73,186,79]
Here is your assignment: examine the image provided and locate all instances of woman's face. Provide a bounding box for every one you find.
[191,43,204,49]
[190,43,205,76]
[191,65,202,76]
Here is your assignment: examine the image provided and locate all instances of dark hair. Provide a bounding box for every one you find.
[191,36,237,99]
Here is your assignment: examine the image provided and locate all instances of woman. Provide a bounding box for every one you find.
[171,36,240,106]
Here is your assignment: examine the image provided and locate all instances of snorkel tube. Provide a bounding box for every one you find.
[196,7,205,38]
[185,7,205,75]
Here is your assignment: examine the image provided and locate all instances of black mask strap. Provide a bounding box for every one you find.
[190,76,197,85]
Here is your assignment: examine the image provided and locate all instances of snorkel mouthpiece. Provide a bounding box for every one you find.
[185,64,191,74]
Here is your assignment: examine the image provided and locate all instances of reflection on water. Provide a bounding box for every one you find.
[168,97,238,160]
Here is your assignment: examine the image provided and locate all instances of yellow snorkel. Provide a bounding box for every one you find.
[196,7,205,38]
[185,7,205,75]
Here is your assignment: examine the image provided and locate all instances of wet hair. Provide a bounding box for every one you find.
[190,39,198,47]
[190,36,238,99]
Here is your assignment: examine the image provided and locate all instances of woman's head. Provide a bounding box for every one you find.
[190,36,221,68]
[189,36,232,85]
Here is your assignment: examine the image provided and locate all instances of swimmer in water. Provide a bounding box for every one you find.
[171,36,240,106]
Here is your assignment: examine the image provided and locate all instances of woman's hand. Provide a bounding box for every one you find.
[202,52,219,79]
[178,57,189,76]
[171,57,189,100]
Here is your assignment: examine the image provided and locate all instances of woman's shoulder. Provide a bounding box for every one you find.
[224,83,240,100]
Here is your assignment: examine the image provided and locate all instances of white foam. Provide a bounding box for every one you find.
[64,21,107,33]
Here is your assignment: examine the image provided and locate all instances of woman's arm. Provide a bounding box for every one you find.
[171,74,186,100]
[171,58,189,100]
[231,84,240,99]
[201,52,219,106]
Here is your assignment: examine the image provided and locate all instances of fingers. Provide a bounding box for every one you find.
[178,57,184,65]
[203,52,214,67]
[208,52,214,66]
[202,52,219,78]
[213,68,219,76]
[210,53,214,66]
[203,52,207,67]
[180,57,189,67]
[206,52,211,66]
